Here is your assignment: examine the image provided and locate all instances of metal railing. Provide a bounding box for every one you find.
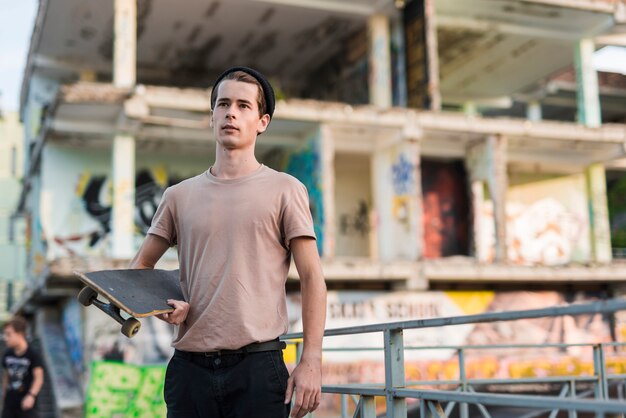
[282,298,626,418]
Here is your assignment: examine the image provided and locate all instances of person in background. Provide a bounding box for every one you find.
[1,317,44,418]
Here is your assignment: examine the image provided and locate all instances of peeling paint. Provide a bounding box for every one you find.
[205,1,220,18]
[80,27,97,40]
[238,31,254,48]
[187,25,202,44]
[293,17,350,53]
[258,7,275,24]
[246,31,278,62]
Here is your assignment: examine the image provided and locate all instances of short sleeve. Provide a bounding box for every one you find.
[282,181,316,249]
[29,349,43,369]
[147,188,178,246]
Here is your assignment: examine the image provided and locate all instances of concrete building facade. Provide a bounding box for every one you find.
[13,0,626,415]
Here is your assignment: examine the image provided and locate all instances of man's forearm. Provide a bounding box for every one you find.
[299,273,327,361]
[29,368,44,396]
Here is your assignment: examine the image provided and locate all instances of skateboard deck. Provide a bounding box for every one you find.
[75,269,183,337]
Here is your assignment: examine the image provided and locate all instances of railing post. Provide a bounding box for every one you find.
[459,348,468,418]
[384,328,407,417]
[341,394,348,418]
[361,395,377,418]
[569,379,577,418]
[593,343,608,400]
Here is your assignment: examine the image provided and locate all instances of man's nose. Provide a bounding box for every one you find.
[225,104,236,118]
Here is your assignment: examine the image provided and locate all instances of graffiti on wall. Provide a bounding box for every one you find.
[339,200,369,236]
[283,136,324,254]
[85,361,166,418]
[391,152,416,226]
[287,290,616,415]
[50,167,182,256]
[78,168,182,245]
[62,299,83,374]
[480,198,586,265]
[479,175,590,265]
[421,160,470,258]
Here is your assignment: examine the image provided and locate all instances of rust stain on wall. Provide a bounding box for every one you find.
[421,160,470,259]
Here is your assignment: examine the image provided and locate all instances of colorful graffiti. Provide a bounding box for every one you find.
[62,299,83,374]
[391,152,416,227]
[391,153,415,195]
[283,136,324,254]
[287,290,616,415]
[479,175,590,265]
[85,361,166,418]
[480,198,586,265]
[49,167,183,257]
[421,160,470,258]
[77,168,182,246]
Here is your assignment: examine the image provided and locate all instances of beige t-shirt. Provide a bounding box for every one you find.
[147,165,316,351]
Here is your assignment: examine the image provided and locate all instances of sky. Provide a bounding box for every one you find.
[0,0,37,113]
[0,1,625,113]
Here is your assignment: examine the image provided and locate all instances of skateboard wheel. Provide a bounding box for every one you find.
[121,318,141,338]
[78,287,98,306]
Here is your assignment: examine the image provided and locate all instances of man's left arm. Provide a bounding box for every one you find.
[284,237,327,418]
[21,366,43,410]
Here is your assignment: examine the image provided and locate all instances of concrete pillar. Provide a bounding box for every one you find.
[574,38,601,128]
[113,0,137,88]
[111,0,136,258]
[526,100,542,122]
[368,14,392,108]
[372,134,421,262]
[391,17,408,107]
[586,163,612,263]
[466,135,508,263]
[320,124,335,259]
[111,135,136,258]
[424,0,441,111]
[370,151,393,261]
[575,39,611,263]
[487,135,508,263]
[471,180,485,260]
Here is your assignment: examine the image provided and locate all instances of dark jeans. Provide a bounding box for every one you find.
[164,349,291,418]
[1,403,38,418]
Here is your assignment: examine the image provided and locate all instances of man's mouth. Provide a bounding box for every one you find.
[222,124,239,131]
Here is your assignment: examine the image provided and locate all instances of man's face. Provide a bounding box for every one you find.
[211,80,270,150]
[3,326,21,349]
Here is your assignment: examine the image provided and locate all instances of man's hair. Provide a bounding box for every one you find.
[3,316,28,336]
[210,70,267,118]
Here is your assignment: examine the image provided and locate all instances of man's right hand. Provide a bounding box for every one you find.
[157,299,189,325]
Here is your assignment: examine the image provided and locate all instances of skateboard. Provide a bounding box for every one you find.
[75,269,183,338]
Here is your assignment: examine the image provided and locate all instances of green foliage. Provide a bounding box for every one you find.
[85,361,166,418]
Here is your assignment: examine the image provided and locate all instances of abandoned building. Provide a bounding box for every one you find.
[11,0,626,415]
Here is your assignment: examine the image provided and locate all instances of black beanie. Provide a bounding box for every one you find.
[211,66,276,120]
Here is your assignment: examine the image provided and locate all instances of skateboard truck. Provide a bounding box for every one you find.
[78,287,142,338]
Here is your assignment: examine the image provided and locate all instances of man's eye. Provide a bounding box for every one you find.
[218,102,228,107]
[240,104,249,109]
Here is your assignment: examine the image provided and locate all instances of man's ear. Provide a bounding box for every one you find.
[257,114,270,135]
[209,110,214,128]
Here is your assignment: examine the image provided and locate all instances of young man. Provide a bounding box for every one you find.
[130,66,327,418]
[1,317,44,418]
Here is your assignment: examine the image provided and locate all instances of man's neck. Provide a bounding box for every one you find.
[211,148,261,180]
[13,340,28,356]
